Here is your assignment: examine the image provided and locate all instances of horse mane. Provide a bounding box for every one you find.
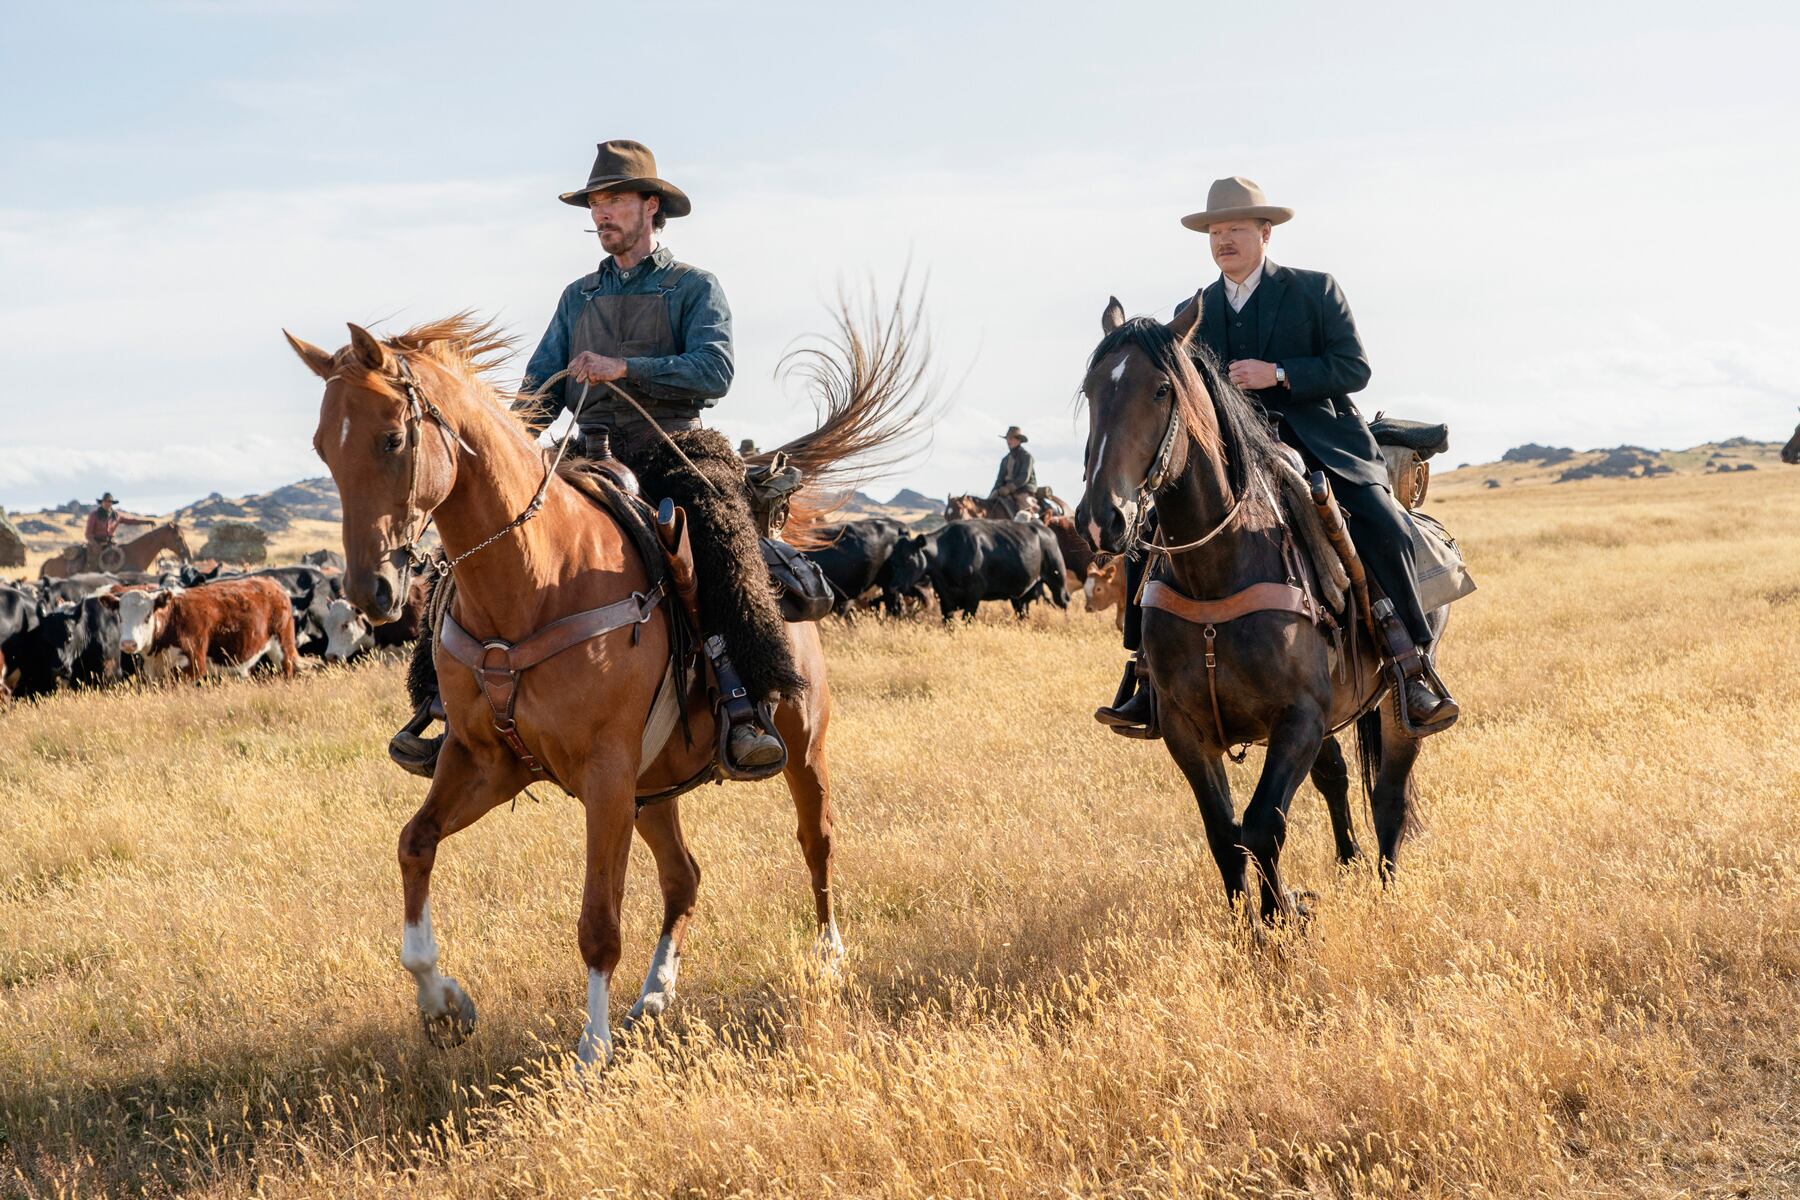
[354,296,937,547]
[1087,316,1283,528]
[760,281,940,542]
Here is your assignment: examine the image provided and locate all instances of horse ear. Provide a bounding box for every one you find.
[284,331,335,380]
[1168,290,1204,345]
[1101,296,1126,333]
[346,323,389,372]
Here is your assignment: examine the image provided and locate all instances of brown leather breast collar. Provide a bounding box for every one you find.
[438,583,665,777]
[1140,541,1333,762]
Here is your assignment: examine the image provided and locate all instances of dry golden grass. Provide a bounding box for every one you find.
[3,468,1798,1198]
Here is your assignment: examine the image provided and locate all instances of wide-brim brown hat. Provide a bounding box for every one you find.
[1002,426,1028,443]
[98,492,118,504]
[1180,176,1293,232]
[558,139,692,218]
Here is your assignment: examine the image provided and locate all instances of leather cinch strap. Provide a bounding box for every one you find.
[438,583,665,776]
[1140,578,1326,762]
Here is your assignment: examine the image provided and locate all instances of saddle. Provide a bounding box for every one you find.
[426,438,827,803]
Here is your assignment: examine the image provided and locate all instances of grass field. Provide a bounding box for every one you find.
[3,467,1798,1198]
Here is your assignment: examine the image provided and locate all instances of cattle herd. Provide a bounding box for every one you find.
[0,551,427,702]
[0,509,1108,704]
[800,512,1096,621]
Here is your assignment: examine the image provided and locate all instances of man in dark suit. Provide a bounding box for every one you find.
[1096,176,1457,736]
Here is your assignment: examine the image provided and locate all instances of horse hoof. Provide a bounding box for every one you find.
[814,925,846,974]
[621,991,672,1034]
[419,979,476,1048]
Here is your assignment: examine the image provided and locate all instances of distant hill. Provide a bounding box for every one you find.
[888,488,945,513]
[173,477,342,532]
[1437,439,1781,493]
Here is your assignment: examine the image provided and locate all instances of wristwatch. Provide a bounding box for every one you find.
[1274,364,1288,388]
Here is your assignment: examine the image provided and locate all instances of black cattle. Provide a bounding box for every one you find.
[301,548,346,571]
[40,574,124,606]
[1,585,42,698]
[897,519,1069,621]
[71,595,125,686]
[801,518,913,617]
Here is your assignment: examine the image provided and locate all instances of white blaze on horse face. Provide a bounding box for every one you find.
[1110,356,1128,385]
[339,415,351,450]
[578,968,612,1065]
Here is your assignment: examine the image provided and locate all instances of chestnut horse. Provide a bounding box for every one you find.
[1078,296,1445,922]
[39,521,192,579]
[286,306,926,1064]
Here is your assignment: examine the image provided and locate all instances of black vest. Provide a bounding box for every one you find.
[1224,285,1261,363]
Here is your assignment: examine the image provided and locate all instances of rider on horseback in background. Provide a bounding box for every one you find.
[1094,177,1459,738]
[989,426,1037,516]
[390,139,795,776]
[85,492,151,571]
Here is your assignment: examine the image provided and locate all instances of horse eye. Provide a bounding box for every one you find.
[1155,381,1172,398]
[383,430,406,453]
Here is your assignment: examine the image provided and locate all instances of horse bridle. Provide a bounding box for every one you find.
[1107,371,1245,560]
[345,354,592,582]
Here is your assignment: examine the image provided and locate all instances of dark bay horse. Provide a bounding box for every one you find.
[286,308,925,1065]
[1078,295,1444,921]
[1782,411,1799,464]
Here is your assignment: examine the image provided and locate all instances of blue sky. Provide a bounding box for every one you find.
[2,0,1796,512]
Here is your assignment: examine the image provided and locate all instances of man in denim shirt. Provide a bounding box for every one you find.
[520,161,733,450]
[392,140,791,779]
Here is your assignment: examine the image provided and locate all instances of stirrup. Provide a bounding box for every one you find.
[718,701,787,782]
[1389,656,1459,739]
[388,697,443,778]
[1093,656,1161,739]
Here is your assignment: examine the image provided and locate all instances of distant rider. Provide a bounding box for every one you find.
[990,426,1037,516]
[84,492,151,570]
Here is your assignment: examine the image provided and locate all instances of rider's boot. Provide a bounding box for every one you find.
[389,694,444,778]
[1371,598,1460,735]
[1093,653,1160,740]
[704,635,786,776]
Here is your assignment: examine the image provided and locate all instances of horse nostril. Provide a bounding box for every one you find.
[372,575,395,613]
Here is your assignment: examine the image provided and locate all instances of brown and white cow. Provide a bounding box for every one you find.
[322,577,428,663]
[1083,556,1128,631]
[118,578,297,682]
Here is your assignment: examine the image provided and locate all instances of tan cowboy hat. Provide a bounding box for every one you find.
[1002,426,1028,443]
[1180,176,1294,232]
[558,139,692,218]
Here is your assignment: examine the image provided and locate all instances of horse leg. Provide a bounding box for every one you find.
[621,798,700,1031]
[574,759,639,1066]
[1240,709,1327,923]
[397,739,522,1047]
[1371,704,1422,882]
[1309,735,1361,866]
[1163,710,1246,909]
[778,720,842,963]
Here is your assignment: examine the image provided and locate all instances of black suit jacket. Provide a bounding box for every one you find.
[1182,261,1387,491]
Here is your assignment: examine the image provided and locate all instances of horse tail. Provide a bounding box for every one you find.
[1354,705,1381,819]
[761,279,940,548]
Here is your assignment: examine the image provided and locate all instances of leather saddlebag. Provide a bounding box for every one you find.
[761,537,833,623]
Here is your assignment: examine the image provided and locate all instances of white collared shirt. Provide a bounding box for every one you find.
[1222,261,1265,312]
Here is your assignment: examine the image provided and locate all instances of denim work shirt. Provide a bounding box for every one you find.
[521,244,734,428]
